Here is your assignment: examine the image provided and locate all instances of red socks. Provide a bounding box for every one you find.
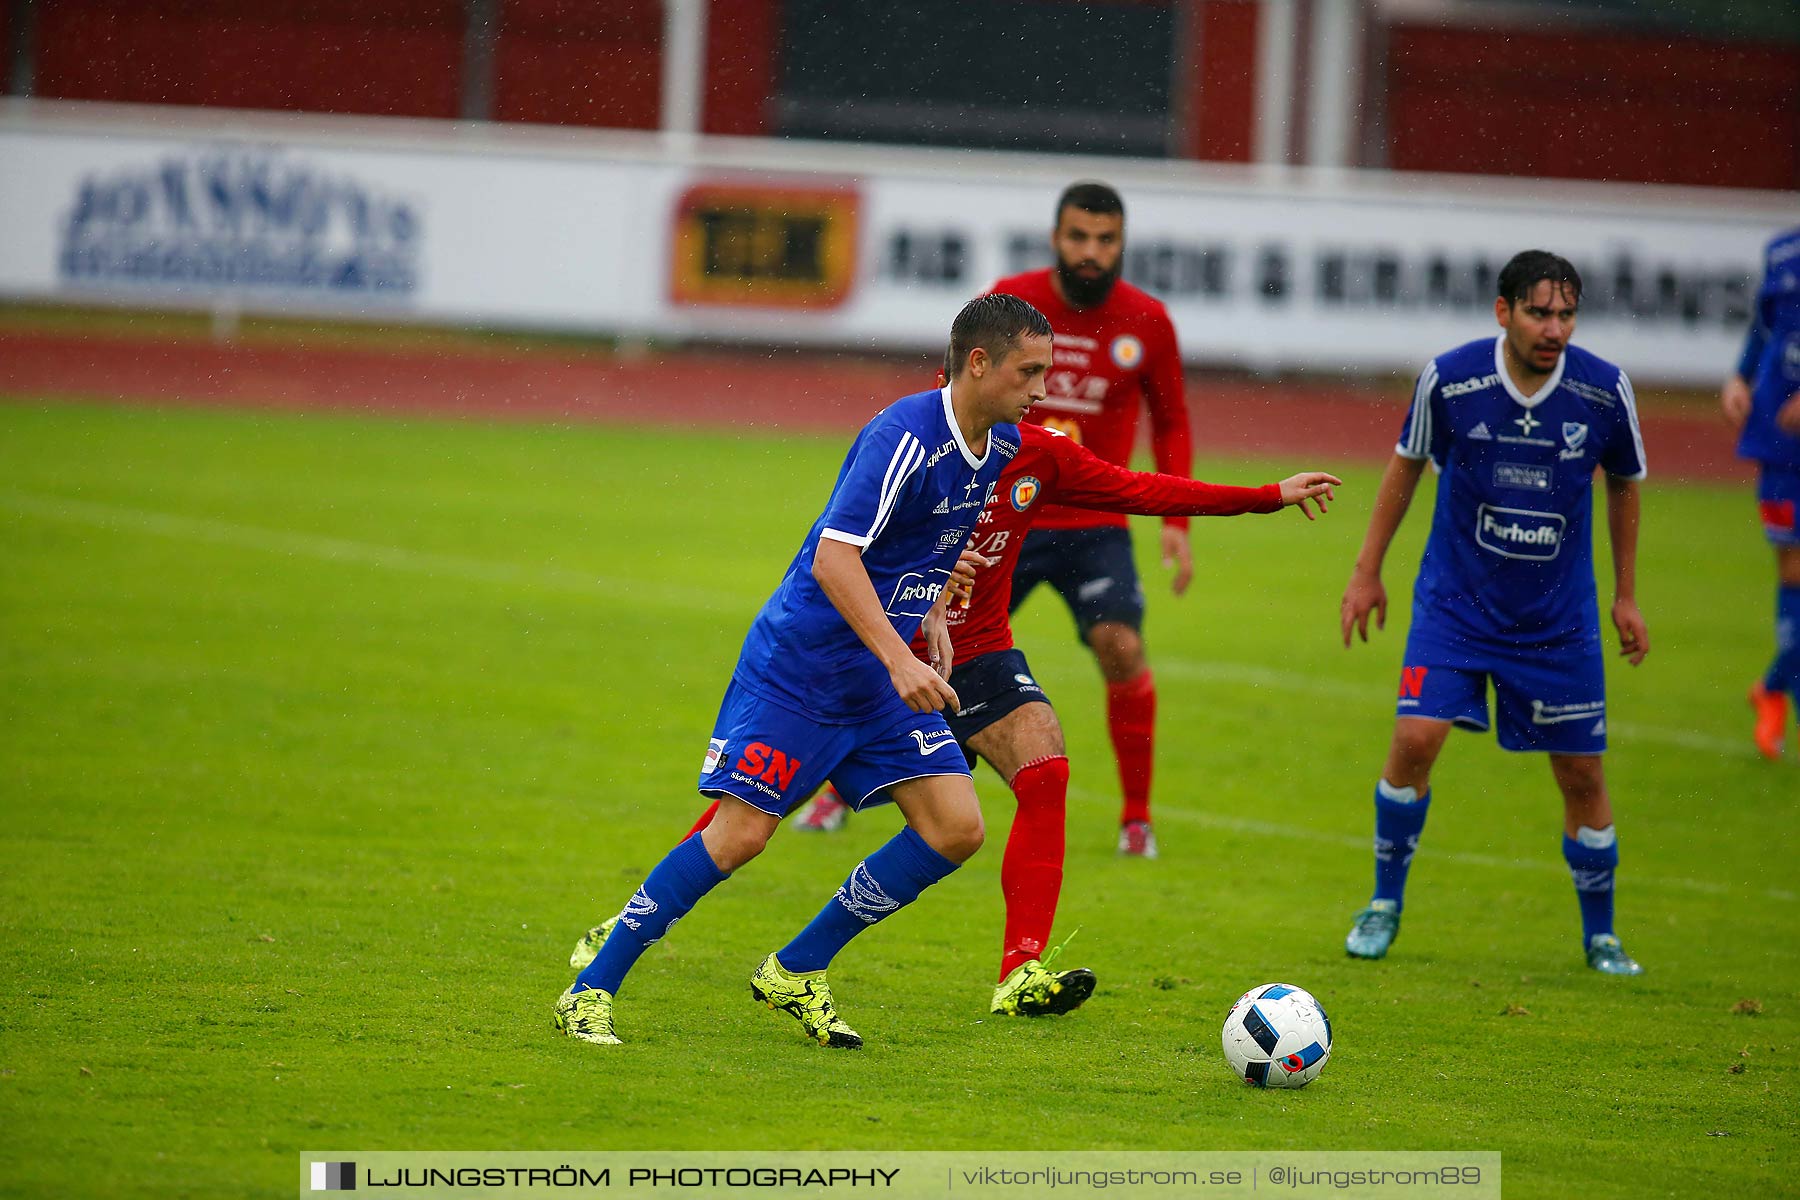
[1106,670,1156,825]
[999,755,1070,981]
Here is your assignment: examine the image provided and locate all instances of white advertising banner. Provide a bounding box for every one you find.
[0,103,1789,384]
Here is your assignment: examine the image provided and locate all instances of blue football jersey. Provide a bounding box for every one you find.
[1397,336,1646,654]
[1737,226,1800,470]
[733,387,1019,721]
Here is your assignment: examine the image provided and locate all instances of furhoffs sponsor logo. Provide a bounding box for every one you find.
[59,148,420,299]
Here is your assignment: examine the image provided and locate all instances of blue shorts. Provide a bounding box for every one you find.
[1758,463,1800,546]
[1395,638,1607,755]
[698,679,970,816]
[1010,526,1146,639]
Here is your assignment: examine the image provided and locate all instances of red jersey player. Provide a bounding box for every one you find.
[990,181,1193,858]
[572,419,1340,1017]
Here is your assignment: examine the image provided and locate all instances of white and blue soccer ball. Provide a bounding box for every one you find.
[1221,983,1332,1089]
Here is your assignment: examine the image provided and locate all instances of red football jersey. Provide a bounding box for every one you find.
[914,423,1279,664]
[989,269,1192,531]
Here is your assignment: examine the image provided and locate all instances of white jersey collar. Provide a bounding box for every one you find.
[940,384,990,469]
[1493,334,1565,410]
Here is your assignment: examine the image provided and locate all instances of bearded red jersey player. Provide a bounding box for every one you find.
[990,180,1193,858]
[571,423,1339,1015]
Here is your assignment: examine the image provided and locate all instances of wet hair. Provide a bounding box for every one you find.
[945,293,1053,380]
[1497,250,1582,307]
[1055,180,1125,225]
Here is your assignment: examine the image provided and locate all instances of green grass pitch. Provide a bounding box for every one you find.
[0,400,1793,1199]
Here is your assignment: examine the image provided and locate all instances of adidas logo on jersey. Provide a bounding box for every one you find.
[1468,422,1493,440]
[932,498,950,514]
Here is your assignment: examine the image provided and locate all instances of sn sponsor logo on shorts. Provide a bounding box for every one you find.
[732,741,803,795]
[1529,698,1606,726]
[1475,504,1565,561]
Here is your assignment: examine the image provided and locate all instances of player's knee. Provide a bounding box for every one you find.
[932,810,986,863]
[1089,625,1147,681]
[1778,547,1800,587]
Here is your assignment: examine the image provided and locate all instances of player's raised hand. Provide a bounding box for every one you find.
[1161,526,1194,596]
[922,607,956,681]
[948,546,995,607]
[1612,597,1650,666]
[1280,471,1343,520]
[888,653,960,714]
[1340,569,1387,647]
[1719,375,1752,430]
[1777,392,1800,436]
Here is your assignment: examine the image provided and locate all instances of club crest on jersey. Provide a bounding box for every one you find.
[1010,476,1042,511]
[1560,423,1589,461]
[1110,334,1144,369]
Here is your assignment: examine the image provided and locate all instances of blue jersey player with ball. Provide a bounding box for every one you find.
[554,294,1051,1048]
[1338,250,1650,976]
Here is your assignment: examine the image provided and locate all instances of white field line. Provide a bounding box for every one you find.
[11,491,1789,904]
[0,490,755,614]
[1065,784,1795,905]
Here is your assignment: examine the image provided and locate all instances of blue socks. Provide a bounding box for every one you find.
[1371,779,1430,910]
[778,826,959,973]
[1564,824,1618,947]
[574,833,728,996]
[1766,584,1800,696]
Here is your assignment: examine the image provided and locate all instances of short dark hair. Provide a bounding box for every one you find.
[1055,180,1125,225]
[945,293,1052,380]
[1497,250,1582,307]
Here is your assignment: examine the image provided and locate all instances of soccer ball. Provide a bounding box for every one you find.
[1221,983,1333,1089]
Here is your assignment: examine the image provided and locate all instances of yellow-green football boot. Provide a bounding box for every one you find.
[749,953,862,1049]
[553,986,621,1045]
[569,916,619,970]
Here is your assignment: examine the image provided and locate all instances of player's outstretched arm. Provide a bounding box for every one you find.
[1604,474,1650,666]
[813,538,960,713]
[1341,454,1428,647]
[1279,472,1343,520]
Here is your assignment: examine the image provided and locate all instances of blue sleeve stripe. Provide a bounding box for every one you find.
[865,432,925,544]
[1398,362,1437,460]
[1615,371,1648,480]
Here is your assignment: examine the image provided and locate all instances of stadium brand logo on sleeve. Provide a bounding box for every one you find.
[1467,422,1493,441]
[310,1162,356,1191]
[702,737,728,775]
[1109,334,1144,369]
[1493,462,1551,492]
[925,440,958,468]
[1476,505,1565,561]
[58,148,420,301]
[733,742,803,792]
[1010,476,1041,511]
[670,182,858,310]
[1441,374,1499,398]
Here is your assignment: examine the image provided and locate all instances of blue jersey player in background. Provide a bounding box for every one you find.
[554,294,1051,1049]
[1721,225,1800,761]
[1337,250,1650,976]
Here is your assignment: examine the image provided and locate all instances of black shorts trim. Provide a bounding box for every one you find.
[1009,525,1146,639]
[945,647,1054,746]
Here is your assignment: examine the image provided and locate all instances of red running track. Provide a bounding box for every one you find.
[0,330,1752,483]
